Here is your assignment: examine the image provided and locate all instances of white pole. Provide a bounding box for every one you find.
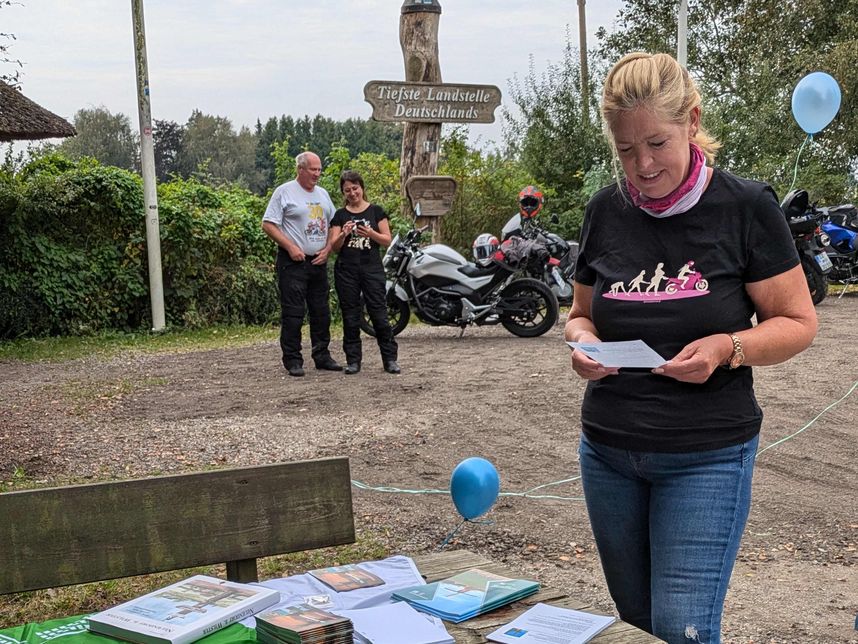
[131,0,165,331]
[677,0,688,66]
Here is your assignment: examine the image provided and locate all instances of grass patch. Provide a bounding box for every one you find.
[828,283,858,297]
[0,534,390,628]
[0,325,280,364]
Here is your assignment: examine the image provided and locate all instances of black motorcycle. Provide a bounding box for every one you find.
[780,189,832,305]
[500,212,579,305]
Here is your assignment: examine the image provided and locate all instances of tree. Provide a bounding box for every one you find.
[57,107,139,171]
[440,128,541,253]
[174,110,262,189]
[0,1,22,86]
[504,34,611,236]
[153,119,184,182]
[254,115,402,193]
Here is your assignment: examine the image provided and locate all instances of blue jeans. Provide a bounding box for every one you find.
[578,433,759,644]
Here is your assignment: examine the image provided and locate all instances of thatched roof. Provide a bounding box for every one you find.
[0,81,76,142]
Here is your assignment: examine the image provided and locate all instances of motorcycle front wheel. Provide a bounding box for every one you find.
[801,257,828,305]
[359,294,411,337]
[498,278,559,338]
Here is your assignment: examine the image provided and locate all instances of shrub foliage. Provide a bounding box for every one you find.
[0,155,278,338]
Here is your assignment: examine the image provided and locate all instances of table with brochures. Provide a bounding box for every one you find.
[1,549,662,644]
[412,550,662,643]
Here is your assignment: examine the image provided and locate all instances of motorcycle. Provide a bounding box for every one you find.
[665,270,709,294]
[818,202,858,294]
[500,212,578,305]
[359,218,559,338]
[780,189,833,305]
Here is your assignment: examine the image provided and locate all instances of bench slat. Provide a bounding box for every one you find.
[0,458,355,594]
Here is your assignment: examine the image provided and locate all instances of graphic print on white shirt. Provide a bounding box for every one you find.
[304,202,328,243]
[604,259,709,301]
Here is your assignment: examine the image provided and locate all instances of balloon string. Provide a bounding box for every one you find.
[786,134,811,195]
[436,517,495,551]
[437,518,466,550]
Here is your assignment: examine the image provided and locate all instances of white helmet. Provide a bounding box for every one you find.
[472,233,499,267]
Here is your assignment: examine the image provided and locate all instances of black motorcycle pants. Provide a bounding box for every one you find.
[276,249,334,369]
[334,259,397,366]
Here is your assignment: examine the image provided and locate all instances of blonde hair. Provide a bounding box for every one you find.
[601,52,720,182]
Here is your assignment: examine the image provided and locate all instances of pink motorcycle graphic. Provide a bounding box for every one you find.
[664,270,709,294]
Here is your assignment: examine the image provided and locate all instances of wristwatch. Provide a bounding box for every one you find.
[727,334,745,369]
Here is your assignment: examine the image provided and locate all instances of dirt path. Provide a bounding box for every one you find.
[2,294,856,643]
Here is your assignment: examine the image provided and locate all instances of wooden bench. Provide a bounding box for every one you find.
[0,457,355,595]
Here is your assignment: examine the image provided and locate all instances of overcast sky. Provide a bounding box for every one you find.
[7,1,627,147]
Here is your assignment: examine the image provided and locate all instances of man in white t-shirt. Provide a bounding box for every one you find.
[262,151,342,376]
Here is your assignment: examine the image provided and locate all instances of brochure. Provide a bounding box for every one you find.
[487,602,615,644]
[307,564,385,592]
[86,575,279,644]
[392,568,539,623]
[255,603,353,644]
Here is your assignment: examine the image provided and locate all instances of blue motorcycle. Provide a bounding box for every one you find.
[819,202,858,294]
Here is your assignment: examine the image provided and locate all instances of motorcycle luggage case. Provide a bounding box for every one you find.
[826,204,858,231]
[787,213,819,235]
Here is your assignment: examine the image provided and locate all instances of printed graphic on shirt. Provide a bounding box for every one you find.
[305,203,328,241]
[604,260,709,302]
[346,218,372,251]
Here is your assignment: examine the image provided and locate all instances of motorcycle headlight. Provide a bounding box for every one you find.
[383,249,404,271]
[818,232,831,246]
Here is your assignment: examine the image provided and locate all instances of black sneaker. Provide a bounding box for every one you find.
[345,363,361,375]
[286,363,305,377]
[315,359,343,372]
[384,360,401,374]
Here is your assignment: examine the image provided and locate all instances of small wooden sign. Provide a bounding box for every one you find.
[405,175,457,218]
[364,81,502,124]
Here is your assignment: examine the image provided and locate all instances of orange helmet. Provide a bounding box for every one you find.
[518,185,544,219]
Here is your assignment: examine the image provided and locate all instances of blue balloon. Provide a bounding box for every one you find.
[450,457,500,520]
[791,72,842,134]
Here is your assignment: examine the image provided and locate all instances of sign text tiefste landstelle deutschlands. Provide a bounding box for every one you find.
[364,81,502,124]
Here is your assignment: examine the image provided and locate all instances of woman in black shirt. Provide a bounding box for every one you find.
[330,170,399,374]
[564,52,817,643]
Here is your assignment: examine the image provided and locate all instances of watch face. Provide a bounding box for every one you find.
[728,334,744,369]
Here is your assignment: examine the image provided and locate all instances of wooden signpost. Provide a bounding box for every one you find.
[364,81,502,124]
[364,0,502,240]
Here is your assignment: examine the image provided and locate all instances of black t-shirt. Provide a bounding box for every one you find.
[331,204,388,265]
[574,169,799,453]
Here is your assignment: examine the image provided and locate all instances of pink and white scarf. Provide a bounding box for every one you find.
[626,143,708,218]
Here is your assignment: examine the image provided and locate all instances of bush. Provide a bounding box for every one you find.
[0,154,281,338]
[0,155,148,337]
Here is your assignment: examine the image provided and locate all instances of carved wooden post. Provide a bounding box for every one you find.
[399,0,442,237]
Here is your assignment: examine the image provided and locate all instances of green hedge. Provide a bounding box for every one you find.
[0,155,279,338]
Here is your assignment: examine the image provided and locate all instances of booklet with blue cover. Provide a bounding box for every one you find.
[391,568,539,623]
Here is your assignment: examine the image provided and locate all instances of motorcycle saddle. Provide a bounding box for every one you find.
[459,264,497,278]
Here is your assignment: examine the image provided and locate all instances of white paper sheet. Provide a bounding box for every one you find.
[487,602,615,644]
[566,339,667,368]
[334,602,454,644]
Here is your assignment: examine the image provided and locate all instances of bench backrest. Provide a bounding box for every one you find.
[0,457,355,594]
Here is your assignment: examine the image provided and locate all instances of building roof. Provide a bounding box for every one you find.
[0,81,76,142]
